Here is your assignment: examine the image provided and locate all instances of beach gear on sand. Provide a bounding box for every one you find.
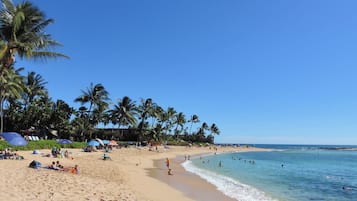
[29,160,41,169]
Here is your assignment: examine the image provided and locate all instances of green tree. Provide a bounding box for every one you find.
[194,122,208,142]
[0,66,23,133]
[189,114,199,135]
[71,114,93,141]
[137,98,153,141]
[210,123,220,136]
[0,0,68,77]
[173,112,186,140]
[74,83,110,128]
[49,99,74,138]
[162,107,176,138]
[22,71,47,108]
[110,96,137,128]
[148,103,161,128]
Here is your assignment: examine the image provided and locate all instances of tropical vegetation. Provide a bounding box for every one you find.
[0,0,220,145]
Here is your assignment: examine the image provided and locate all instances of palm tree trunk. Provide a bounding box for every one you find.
[0,98,4,134]
[189,121,193,135]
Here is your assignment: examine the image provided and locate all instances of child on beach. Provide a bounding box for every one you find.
[166,158,170,168]
[71,165,79,174]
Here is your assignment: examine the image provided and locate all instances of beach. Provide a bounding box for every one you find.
[0,145,263,201]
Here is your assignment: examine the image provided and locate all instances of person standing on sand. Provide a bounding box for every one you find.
[166,158,170,168]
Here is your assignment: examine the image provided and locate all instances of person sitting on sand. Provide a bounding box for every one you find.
[71,165,79,174]
[48,161,60,170]
[56,161,64,169]
[15,153,24,160]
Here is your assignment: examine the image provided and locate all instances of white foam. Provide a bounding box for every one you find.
[182,161,278,201]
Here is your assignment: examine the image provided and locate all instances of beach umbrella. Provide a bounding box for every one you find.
[2,132,28,146]
[95,138,104,146]
[57,139,72,144]
[102,140,110,145]
[87,140,100,146]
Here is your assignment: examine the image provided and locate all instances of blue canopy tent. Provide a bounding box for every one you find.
[57,139,72,144]
[2,132,28,146]
[87,140,100,146]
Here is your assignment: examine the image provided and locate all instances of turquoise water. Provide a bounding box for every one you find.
[182,145,357,201]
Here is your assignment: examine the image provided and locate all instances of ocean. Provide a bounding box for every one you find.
[182,145,357,201]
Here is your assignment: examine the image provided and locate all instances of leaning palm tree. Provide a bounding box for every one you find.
[0,66,24,134]
[0,0,68,77]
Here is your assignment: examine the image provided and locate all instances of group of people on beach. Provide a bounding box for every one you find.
[0,148,24,160]
[47,160,79,174]
[48,147,71,159]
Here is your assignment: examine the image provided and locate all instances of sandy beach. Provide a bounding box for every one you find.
[0,145,264,201]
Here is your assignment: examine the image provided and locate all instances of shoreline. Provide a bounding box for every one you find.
[149,155,237,201]
[148,146,268,201]
[0,145,266,201]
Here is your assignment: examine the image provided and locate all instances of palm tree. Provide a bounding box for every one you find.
[49,99,74,137]
[22,71,47,108]
[0,0,68,76]
[189,114,199,135]
[137,98,153,141]
[74,83,110,129]
[75,83,109,112]
[173,112,186,140]
[0,66,23,134]
[210,123,220,135]
[163,107,176,137]
[71,114,93,141]
[110,96,137,128]
[207,123,220,144]
[196,122,208,142]
[149,104,162,128]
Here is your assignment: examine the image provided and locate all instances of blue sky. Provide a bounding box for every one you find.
[16,0,357,145]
